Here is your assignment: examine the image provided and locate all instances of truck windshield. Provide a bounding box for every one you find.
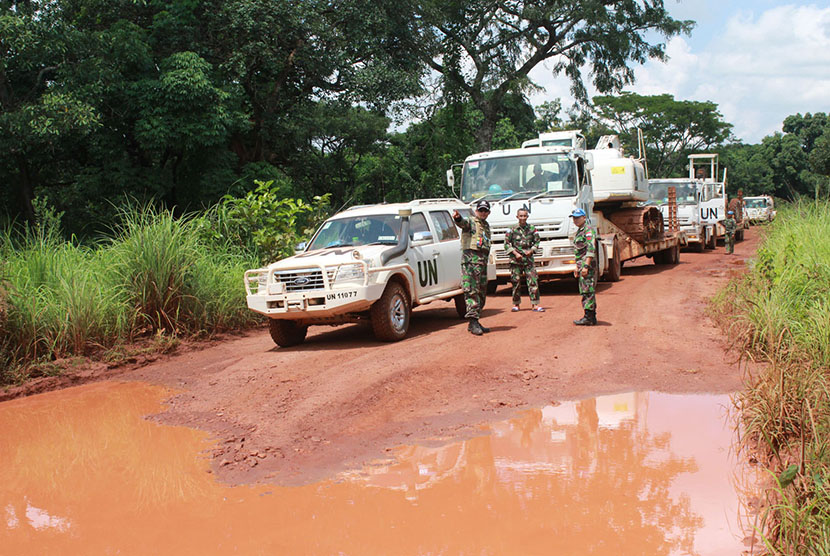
[647,181,697,205]
[745,198,767,208]
[308,214,403,250]
[460,153,577,203]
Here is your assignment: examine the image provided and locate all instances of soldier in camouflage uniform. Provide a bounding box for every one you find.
[453,199,492,336]
[505,208,544,312]
[570,208,597,326]
[723,210,737,254]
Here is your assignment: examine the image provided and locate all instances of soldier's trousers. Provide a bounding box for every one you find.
[461,250,488,319]
[510,261,540,305]
[578,266,597,312]
[725,233,735,254]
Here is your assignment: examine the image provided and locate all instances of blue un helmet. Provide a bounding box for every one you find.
[727,210,734,215]
[569,208,586,218]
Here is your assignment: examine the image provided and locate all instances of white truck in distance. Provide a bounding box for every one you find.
[447,132,684,285]
[646,154,729,251]
[244,199,487,347]
[744,195,776,223]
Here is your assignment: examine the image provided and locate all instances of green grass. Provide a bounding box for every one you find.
[0,204,261,385]
[712,200,830,553]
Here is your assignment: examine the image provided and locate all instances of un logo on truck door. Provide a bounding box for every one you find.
[418,259,439,287]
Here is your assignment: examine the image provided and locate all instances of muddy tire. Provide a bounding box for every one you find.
[654,244,680,265]
[370,282,410,342]
[454,294,467,319]
[487,280,498,294]
[705,229,717,250]
[268,319,308,347]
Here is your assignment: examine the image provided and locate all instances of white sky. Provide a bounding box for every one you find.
[528,2,830,144]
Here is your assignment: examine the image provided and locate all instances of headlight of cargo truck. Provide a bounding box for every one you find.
[333,263,364,284]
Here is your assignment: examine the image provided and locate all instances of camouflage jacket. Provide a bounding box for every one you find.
[573,224,597,268]
[723,217,737,234]
[505,224,540,263]
[454,214,491,252]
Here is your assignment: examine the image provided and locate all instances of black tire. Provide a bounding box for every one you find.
[268,319,308,347]
[605,238,622,282]
[654,245,679,265]
[671,244,680,264]
[454,294,467,319]
[690,239,704,252]
[487,280,498,294]
[370,282,410,341]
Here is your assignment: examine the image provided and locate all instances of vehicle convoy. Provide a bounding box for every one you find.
[446,131,685,285]
[646,153,731,251]
[244,199,492,347]
[744,195,776,223]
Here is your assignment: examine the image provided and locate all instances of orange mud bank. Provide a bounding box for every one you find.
[4,229,761,488]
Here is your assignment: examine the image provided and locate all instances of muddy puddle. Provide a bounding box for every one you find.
[1,382,754,554]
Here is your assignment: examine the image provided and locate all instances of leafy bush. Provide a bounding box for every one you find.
[195,179,331,264]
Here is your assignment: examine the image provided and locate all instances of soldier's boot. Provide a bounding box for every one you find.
[477,319,491,333]
[467,319,484,336]
[573,310,596,326]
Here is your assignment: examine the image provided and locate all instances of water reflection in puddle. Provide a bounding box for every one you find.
[0,382,750,555]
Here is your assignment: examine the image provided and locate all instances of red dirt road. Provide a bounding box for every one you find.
[104,231,760,485]
[124,229,759,486]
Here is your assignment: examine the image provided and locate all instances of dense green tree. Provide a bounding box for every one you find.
[413,0,692,151]
[591,92,733,177]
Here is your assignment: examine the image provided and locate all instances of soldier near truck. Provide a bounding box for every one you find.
[505,208,544,312]
[723,211,737,254]
[453,199,493,336]
[570,208,598,326]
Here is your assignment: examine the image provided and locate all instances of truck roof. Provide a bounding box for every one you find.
[464,145,575,161]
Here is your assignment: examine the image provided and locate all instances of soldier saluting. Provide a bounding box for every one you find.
[452,200,492,336]
[570,208,597,326]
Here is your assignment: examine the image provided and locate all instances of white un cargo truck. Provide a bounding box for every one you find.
[744,195,776,223]
[244,199,493,347]
[447,131,684,285]
[646,153,729,251]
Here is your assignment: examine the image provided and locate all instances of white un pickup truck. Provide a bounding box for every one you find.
[244,199,493,347]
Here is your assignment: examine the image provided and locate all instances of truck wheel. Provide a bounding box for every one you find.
[669,244,680,264]
[487,280,498,294]
[370,282,410,341]
[605,238,622,282]
[690,237,704,252]
[269,319,308,347]
[705,229,716,250]
[454,294,467,319]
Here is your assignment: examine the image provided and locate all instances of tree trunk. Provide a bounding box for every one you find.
[473,103,499,153]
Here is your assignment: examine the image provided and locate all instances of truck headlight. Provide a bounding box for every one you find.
[334,264,364,283]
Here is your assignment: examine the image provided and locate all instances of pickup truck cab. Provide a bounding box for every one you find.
[244,199,490,347]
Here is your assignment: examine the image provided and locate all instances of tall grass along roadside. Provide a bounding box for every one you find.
[711,200,830,554]
[1,203,260,385]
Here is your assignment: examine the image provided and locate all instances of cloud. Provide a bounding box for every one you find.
[633,4,830,142]
[529,4,830,144]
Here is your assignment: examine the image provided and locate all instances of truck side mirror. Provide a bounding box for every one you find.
[446,169,455,192]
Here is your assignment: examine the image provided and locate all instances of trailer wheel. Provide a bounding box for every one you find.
[454,294,467,319]
[487,280,498,294]
[371,282,410,342]
[669,244,680,264]
[690,239,704,252]
[269,319,308,348]
[605,238,622,282]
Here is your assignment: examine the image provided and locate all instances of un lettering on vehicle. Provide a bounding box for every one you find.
[418,259,439,287]
[701,207,719,220]
[501,202,532,216]
[326,291,357,300]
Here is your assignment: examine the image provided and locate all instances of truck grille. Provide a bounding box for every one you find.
[273,268,334,292]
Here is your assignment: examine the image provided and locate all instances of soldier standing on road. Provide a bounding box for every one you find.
[570,208,597,326]
[505,208,544,312]
[453,200,492,336]
[723,210,737,255]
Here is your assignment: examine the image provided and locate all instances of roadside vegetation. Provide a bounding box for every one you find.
[0,188,329,387]
[712,200,830,553]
